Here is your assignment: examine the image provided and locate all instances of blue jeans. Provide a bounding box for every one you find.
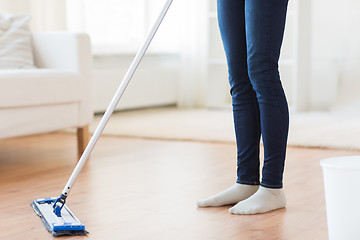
[217,0,289,188]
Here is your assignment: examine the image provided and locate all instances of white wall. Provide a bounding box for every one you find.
[91,54,180,113]
[0,0,67,31]
[310,0,360,110]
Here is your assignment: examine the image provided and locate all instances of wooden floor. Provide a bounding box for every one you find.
[1,133,359,240]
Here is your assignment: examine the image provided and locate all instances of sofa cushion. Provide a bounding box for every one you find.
[0,69,81,108]
[0,103,80,139]
[0,13,35,69]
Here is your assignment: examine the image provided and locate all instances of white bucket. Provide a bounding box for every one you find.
[320,156,360,240]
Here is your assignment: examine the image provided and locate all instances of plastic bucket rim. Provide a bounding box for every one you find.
[320,155,360,170]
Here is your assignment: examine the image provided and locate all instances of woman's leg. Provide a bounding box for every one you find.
[218,0,262,187]
[229,0,289,214]
[197,0,261,207]
[245,0,289,189]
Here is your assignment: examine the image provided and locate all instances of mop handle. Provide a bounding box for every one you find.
[60,0,174,199]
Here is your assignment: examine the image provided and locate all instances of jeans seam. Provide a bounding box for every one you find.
[237,180,260,186]
[260,182,283,189]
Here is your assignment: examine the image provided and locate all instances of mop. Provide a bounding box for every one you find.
[30,0,174,236]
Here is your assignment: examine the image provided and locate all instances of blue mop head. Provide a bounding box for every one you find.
[30,198,88,237]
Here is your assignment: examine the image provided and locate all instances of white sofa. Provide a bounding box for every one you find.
[0,32,93,157]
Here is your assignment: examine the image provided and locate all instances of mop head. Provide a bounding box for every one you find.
[30,197,88,237]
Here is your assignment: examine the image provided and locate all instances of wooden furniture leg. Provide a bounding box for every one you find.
[77,126,89,159]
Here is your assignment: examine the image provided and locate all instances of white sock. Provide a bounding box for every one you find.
[197,184,259,207]
[229,186,286,215]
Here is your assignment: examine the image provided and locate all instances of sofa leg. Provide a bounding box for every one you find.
[77,126,90,159]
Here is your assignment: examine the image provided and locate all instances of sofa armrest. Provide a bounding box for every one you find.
[31,32,92,73]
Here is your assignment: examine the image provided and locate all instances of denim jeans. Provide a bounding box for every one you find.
[217,0,289,188]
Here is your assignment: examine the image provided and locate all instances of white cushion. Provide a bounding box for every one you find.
[0,103,80,139]
[0,13,35,69]
[0,69,81,107]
